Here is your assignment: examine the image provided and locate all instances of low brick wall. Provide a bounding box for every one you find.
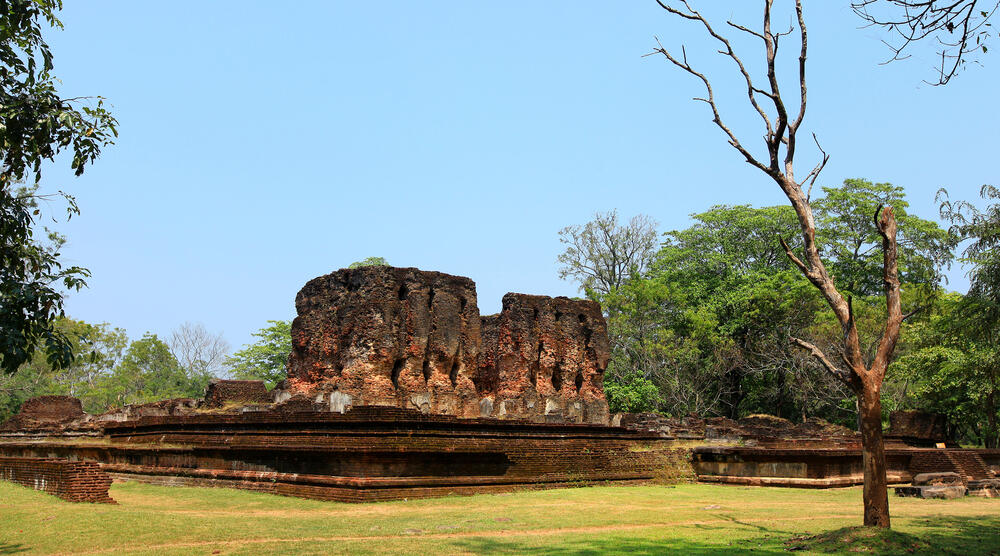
[0,456,115,503]
[204,380,270,408]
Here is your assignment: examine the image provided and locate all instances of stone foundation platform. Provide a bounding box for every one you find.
[0,406,669,503]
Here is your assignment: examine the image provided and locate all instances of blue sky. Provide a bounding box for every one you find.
[39,2,997,351]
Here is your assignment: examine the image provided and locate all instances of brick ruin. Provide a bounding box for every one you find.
[0,265,996,503]
[0,456,115,503]
[276,266,610,424]
[0,266,647,503]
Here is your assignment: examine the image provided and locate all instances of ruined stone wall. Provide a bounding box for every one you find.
[0,396,86,432]
[0,456,114,503]
[478,293,609,424]
[280,266,611,424]
[887,410,949,445]
[204,380,270,408]
[283,266,483,417]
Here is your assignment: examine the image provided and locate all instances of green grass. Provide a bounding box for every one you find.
[1,481,998,554]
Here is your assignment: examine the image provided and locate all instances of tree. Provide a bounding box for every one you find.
[933,185,1000,446]
[226,320,292,388]
[0,317,126,421]
[815,179,954,301]
[852,0,1000,85]
[0,0,118,374]
[348,257,389,268]
[894,294,999,447]
[82,333,206,411]
[653,0,904,527]
[169,322,230,382]
[557,210,659,299]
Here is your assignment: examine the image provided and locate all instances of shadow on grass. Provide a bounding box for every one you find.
[0,544,29,555]
[445,515,1000,555]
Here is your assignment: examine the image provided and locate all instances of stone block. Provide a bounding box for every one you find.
[895,484,967,499]
[912,471,963,486]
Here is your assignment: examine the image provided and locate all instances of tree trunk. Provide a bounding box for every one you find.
[986,390,998,449]
[858,385,890,528]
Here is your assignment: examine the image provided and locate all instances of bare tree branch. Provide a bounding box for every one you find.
[853,0,1000,85]
[790,336,854,387]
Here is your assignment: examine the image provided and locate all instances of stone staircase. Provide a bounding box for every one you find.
[948,450,992,481]
[909,449,992,481]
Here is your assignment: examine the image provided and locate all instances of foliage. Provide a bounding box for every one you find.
[604,371,660,413]
[81,333,209,411]
[0,317,127,421]
[348,257,389,268]
[0,0,118,374]
[566,182,951,426]
[557,209,658,298]
[815,179,954,301]
[226,320,292,388]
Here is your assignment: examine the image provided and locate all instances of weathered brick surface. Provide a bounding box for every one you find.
[278,267,611,424]
[204,380,270,408]
[0,395,87,432]
[479,293,609,424]
[887,410,948,445]
[0,406,670,502]
[281,267,483,417]
[0,456,114,503]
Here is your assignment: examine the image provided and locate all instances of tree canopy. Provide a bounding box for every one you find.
[0,0,117,374]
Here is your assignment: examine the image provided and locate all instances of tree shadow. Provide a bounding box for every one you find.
[445,515,1000,555]
[0,544,30,555]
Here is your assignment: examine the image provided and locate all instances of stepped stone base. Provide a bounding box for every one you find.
[0,406,670,503]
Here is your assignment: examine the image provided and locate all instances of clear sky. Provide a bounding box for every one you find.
[38,2,997,352]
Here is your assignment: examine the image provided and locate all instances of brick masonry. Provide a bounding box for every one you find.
[0,456,114,503]
[203,380,271,408]
[0,406,671,503]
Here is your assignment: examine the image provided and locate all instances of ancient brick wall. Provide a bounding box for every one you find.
[279,266,611,424]
[0,456,114,503]
[283,266,483,417]
[1,395,86,431]
[1,406,669,503]
[204,380,270,408]
[479,293,609,424]
[887,410,948,445]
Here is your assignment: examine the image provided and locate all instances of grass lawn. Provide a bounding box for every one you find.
[1,481,998,555]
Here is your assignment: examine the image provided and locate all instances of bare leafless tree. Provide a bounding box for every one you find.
[853,0,1000,85]
[557,210,659,298]
[170,322,230,380]
[651,0,904,528]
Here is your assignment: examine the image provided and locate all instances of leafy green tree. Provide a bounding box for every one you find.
[0,317,127,421]
[82,334,206,412]
[814,179,954,301]
[921,185,1000,447]
[604,371,660,413]
[1,0,118,374]
[348,257,389,268]
[226,321,292,388]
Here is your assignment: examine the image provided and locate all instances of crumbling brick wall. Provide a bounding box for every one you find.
[204,380,270,408]
[479,293,609,424]
[1,395,86,431]
[279,266,611,424]
[0,456,114,503]
[887,410,948,445]
[283,266,483,417]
